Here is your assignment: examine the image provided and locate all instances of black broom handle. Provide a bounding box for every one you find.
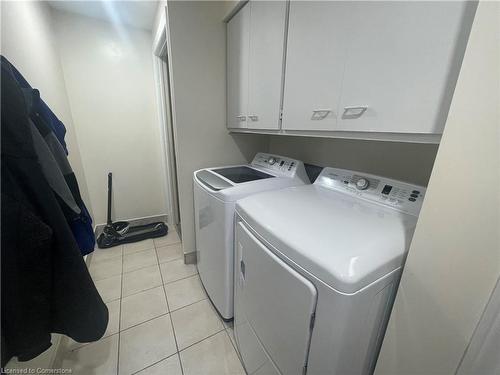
[107,172,113,225]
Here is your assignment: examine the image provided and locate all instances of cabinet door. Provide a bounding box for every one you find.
[336,1,469,134]
[227,4,250,129]
[282,2,351,131]
[247,1,287,130]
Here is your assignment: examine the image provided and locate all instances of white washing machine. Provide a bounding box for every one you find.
[193,153,309,320]
[234,167,426,375]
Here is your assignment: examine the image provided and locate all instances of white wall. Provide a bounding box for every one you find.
[53,10,167,225]
[162,1,269,255]
[0,0,92,213]
[375,2,500,374]
[269,136,438,186]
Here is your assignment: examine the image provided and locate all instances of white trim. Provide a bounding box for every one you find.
[223,0,249,23]
[153,55,172,224]
[228,128,442,144]
[152,3,180,227]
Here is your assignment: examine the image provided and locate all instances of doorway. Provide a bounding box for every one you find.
[153,25,181,237]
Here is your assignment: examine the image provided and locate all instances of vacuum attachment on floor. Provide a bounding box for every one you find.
[97,173,168,249]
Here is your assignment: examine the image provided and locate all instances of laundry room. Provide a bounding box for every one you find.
[1,1,499,375]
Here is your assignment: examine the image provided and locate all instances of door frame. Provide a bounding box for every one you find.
[152,5,181,234]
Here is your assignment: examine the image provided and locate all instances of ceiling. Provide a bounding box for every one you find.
[47,0,158,31]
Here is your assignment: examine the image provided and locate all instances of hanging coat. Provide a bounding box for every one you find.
[1,58,108,366]
[2,55,96,255]
[1,55,68,153]
[23,87,96,255]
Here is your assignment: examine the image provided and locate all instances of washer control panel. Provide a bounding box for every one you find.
[251,153,302,177]
[315,167,426,216]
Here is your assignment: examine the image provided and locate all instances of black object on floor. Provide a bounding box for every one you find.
[97,173,168,249]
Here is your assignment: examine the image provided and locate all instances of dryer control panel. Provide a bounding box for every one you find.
[251,153,308,182]
[315,167,426,216]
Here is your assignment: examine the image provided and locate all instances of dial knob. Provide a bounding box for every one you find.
[356,178,369,190]
[268,157,277,165]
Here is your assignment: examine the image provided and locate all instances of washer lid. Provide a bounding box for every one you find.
[236,184,419,294]
[212,166,274,183]
[195,170,232,191]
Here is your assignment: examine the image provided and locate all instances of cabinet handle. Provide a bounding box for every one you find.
[248,115,258,121]
[342,106,368,119]
[311,109,331,120]
[240,260,245,279]
[236,115,246,121]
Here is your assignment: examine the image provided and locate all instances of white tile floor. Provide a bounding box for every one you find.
[55,229,244,375]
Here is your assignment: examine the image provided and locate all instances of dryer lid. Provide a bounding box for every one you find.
[236,182,421,294]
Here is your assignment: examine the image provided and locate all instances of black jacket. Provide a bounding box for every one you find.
[1,60,108,366]
[2,56,96,255]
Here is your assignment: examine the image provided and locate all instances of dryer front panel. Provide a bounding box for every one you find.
[235,221,317,375]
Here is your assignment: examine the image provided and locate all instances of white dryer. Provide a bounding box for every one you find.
[234,167,426,375]
[193,153,309,320]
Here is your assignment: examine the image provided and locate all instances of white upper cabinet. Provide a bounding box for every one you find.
[335,1,470,134]
[247,1,287,130]
[227,1,474,142]
[226,1,286,130]
[227,5,250,129]
[282,2,351,131]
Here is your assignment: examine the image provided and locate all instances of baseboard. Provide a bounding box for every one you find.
[184,251,197,264]
[94,214,168,237]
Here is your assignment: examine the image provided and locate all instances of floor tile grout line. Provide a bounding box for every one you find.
[93,272,197,311]
[157,254,185,265]
[67,313,179,353]
[154,242,185,375]
[120,312,170,334]
[80,240,180,374]
[163,279,185,375]
[92,273,122,283]
[123,247,155,256]
[92,250,184,282]
[67,314,177,355]
[154,239,182,247]
[121,286,206,321]
[91,253,123,262]
[154,245,184,265]
[177,327,227,354]
[225,328,243,363]
[66,331,121,353]
[163,272,199,286]
[123,262,159,275]
[120,267,197,299]
[121,238,181,257]
[165,254,243,367]
[116,245,125,375]
[122,328,235,373]
[102,296,122,304]
[123,243,181,258]
[122,255,183,276]
[122,244,181,257]
[157,256,185,266]
[168,297,208,314]
[122,282,164,299]
[130,351,180,375]
[92,233,180,260]
[91,272,123,283]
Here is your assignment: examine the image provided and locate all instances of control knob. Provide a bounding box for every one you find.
[356,178,369,190]
[268,157,277,165]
